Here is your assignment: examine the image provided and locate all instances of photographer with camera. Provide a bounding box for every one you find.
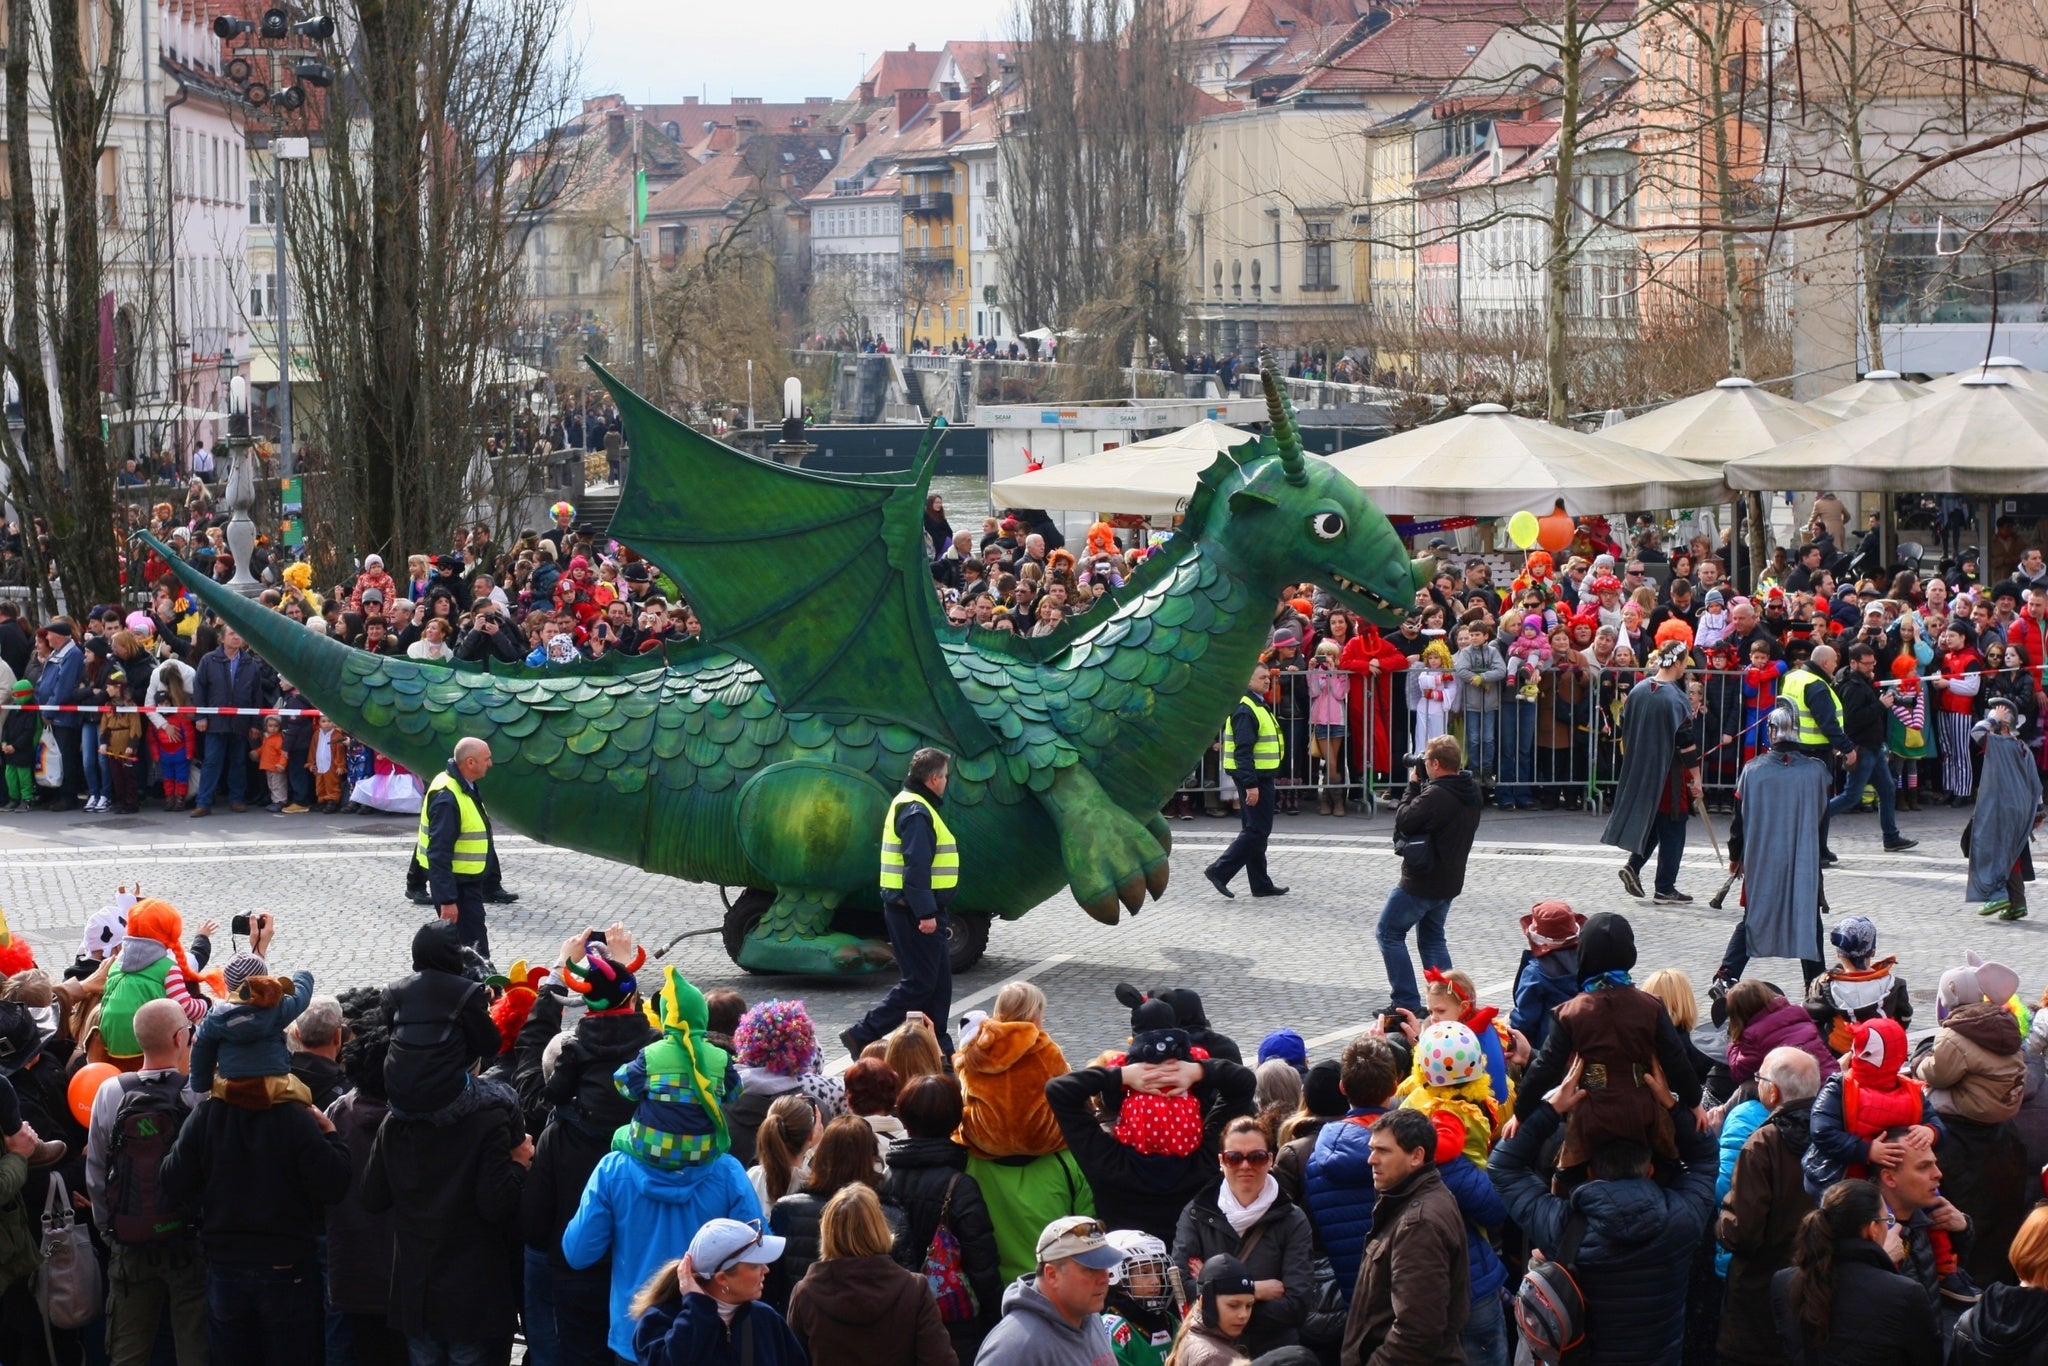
[1375,733,1483,1014]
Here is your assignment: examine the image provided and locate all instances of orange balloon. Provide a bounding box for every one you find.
[68,1062,119,1128]
[1536,501,1575,554]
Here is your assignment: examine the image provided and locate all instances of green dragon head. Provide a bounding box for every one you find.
[1184,358,1425,626]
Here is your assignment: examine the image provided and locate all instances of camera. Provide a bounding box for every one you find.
[1401,752,1426,769]
[231,914,253,936]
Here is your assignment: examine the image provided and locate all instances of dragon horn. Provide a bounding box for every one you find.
[1259,350,1307,486]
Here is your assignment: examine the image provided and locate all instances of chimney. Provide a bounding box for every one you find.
[859,80,876,103]
[940,108,961,140]
[851,119,867,141]
[682,95,699,105]
[896,88,926,127]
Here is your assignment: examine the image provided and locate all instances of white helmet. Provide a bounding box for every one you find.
[1105,1230,1179,1314]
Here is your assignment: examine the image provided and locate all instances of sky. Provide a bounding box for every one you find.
[569,0,1017,106]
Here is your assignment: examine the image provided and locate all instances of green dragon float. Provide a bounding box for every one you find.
[142,360,1425,975]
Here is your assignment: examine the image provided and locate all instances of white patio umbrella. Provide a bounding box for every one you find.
[1725,374,2048,494]
[1600,377,1837,464]
[1805,370,1930,421]
[989,418,1260,515]
[1321,405,1726,516]
[1924,354,2038,393]
[107,402,229,425]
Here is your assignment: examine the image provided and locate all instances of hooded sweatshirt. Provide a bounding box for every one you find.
[956,1020,1071,1158]
[563,1149,764,1360]
[785,1253,958,1366]
[1915,1002,2026,1125]
[975,1275,1117,1366]
[1951,1283,2048,1366]
[382,921,500,1115]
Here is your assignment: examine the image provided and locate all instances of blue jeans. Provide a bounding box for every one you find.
[1827,744,1901,843]
[1461,1290,1510,1366]
[197,729,249,809]
[207,1260,324,1365]
[1495,699,1535,806]
[1378,885,1454,1012]
[80,720,107,800]
[523,1246,558,1366]
[1464,709,1498,783]
[1626,810,1690,895]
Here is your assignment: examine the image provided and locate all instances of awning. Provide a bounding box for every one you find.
[989,419,1260,514]
[1322,405,1726,516]
[1600,377,1836,465]
[106,402,228,425]
[1805,370,1930,421]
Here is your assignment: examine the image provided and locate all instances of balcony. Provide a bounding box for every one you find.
[903,245,953,267]
[901,191,954,217]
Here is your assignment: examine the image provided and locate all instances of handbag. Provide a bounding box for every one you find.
[1393,829,1435,873]
[34,729,62,790]
[34,1172,103,1330]
[919,1174,979,1324]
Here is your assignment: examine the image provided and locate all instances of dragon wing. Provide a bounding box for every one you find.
[589,359,996,757]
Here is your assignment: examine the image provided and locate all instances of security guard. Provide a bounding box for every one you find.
[1205,663,1289,898]
[419,735,498,956]
[843,747,958,1057]
[1778,641,1855,867]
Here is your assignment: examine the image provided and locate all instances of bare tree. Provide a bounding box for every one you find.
[1000,0,1196,362]
[0,0,128,614]
[285,0,578,578]
[645,198,785,414]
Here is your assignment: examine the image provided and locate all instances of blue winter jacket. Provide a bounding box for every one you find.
[634,1294,805,1366]
[33,642,84,731]
[1490,1099,1718,1364]
[1302,1108,1384,1301]
[1713,1098,1768,1276]
[562,1150,762,1360]
[1439,1154,1509,1303]
[1511,947,1582,1050]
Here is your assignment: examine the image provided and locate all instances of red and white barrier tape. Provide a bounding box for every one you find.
[0,705,324,716]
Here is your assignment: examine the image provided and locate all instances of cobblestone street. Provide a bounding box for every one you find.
[0,796,2034,1061]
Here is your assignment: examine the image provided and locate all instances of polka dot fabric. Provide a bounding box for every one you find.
[1418,1021,1484,1089]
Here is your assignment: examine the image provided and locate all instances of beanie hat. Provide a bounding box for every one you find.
[9,680,30,698]
[1936,951,2021,1018]
[1302,1057,1346,1118]
[1705,588,1725,606]
[223,952,268,996]
[1197,1253,1255,1324]
[1115,983,1180,1035]
[1125,1027,1194,1065]
[1416,1021,1484,1088]
[1848,1017,1911,1093]
[1576,912,1638,979]
[1258,1028,1308,1073]
[1828,915,1879,968]
[564,942,639,1013]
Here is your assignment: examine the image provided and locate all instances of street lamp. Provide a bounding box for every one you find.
[218,350,261,595]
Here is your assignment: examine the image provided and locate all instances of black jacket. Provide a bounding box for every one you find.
[522,1110,616,1273]
[544,1005,658,1134]
[881,1136,1003,1355]
[1834,667,1890,753]
[766,1186,909,1313]
[1044,1059,1257,1245]
[160,1096,353,1265]
[323,1091,395,1317]
[0,618,30,679]
[290,1052,348,1111]
[382,921,500,1115]
[455,622,526,665]
[1171,1179,1318,1355]
[1768,1236,1943,1365]
[1392,770,1484,899]
[1489,1100,1717,1364]
[1951,1284,2048,1366]
[361,1099,527,1341]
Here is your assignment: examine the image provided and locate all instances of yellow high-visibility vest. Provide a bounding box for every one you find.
[879,790,959,891]
[416,770,489,878]
[1780,667,1838,748]
[1240,693,1283,770]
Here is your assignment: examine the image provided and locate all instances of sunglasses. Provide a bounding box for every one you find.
[710,1219,766,1275]
[1220,1149,1273,1168]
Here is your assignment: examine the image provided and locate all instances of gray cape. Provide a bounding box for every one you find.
[1967,731,2043,901]
[1732,748,1830,961]
[1601,675,1692,856]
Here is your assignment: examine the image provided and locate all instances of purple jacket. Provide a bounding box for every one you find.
[1728,996,1840,1084]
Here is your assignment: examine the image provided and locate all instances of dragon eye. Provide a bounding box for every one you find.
[1311,512,1345,541]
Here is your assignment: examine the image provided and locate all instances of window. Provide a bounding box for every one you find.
[250,272,277,318]
[1303,221,1335,290]
[1250,258,1261,295]
[99,147,119,226]
[567,272,580,295]
[250,179,263,223]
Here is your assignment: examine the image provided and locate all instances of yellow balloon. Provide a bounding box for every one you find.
[1507,510,1540,549]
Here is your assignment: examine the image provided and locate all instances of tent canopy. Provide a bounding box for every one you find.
[1601,377,1835,464]
[1724,375,2048,494]
[988,418,1260,514]
[1924,355,2037,394]
[106,402,228,425]
[1805,369,1930,421]
[1321,405,1725,516]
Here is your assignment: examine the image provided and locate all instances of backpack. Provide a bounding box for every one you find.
[1513,1209,1587,1366]
[919,1175,978,1324]
[104,1073,194,1244]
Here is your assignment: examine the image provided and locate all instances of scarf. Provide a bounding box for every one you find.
[1583,969,1632,992]
[1220,1173,1279,1236]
